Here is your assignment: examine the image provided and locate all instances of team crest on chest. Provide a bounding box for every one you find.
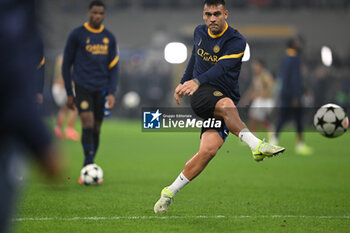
[86,37,90,44]
[213,91,223,97]
[103,37,109,44]
[213,45,220,53]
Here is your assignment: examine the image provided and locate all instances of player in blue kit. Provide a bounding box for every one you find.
[271,38,313,155]
[62,0,119,182]
[154,0,285,213]
[0,1,62,231]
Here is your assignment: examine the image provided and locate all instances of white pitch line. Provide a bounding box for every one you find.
[12,215,350,222]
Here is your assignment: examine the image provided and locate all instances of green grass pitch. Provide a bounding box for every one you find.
[13,120,350,233]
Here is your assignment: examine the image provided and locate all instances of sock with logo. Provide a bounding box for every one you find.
[167,172,190,196]
[82,128,95,166]
[238,128,261,151]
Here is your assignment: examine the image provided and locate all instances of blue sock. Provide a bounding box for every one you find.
[82,128,95,166]
[83,144,95,166]
[93,131,100,155]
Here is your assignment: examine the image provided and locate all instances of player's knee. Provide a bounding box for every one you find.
[215,98,236,118]
[199,146,219,159]
[94,121,102,132]
[216,97,236,109]
[80,113,94,128]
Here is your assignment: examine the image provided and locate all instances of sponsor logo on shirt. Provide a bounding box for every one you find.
[86,44,108,55]
[197,48,218,64]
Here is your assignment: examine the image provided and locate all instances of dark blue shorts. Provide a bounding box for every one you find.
[191,84,230,141]
[74,84,105,121]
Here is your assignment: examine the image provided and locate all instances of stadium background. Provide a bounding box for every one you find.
[11,1,350,233]
[40,0,350,121]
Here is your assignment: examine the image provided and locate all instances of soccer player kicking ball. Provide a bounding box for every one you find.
[154,0,285,214]
[62,0,119,183]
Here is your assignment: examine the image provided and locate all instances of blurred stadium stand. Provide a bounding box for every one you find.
[48,0,350,10]
[39,0,350,120]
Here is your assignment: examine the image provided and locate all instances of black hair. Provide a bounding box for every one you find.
[286,38,296,49]
[204,0,226,7]
[286,37,304,54]
[89,0,105,9]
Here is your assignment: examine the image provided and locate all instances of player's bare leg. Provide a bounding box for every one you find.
[214,98,285,161]
[214,98,247,136]
[154,130,223,214]
[54,107,67,139]
[67,108,78,128]
[80,111,94,128]
[65,108,80,141]
[182,130,224,180]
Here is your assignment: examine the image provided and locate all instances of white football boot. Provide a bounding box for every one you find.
[154,187,173,214]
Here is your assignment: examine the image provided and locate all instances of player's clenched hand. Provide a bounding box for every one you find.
[66,95,76,110]
[292,98,300,107]
[174,84,184,105]
[107,94,115,109]
[177,79,200,97]
[36,93,43,105]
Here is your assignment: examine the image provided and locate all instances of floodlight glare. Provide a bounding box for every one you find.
[242,43,250,62]
[164,42,188,64]
[321,46,333,67]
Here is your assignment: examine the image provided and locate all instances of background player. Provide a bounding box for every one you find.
[154,0,285,214]
[52,54,80,141]
[62,0,119,182]
[0,1,62,232]
[245,59,275,137]
[271,38,313,155]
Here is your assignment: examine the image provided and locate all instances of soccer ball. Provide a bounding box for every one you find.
[313,103,349,138]
[80,164,103,185]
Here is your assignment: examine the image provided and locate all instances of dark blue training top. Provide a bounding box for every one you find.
[181,23,246,104]
[279,48,303,98]
[62,23,119,95]
[0,0,51,158]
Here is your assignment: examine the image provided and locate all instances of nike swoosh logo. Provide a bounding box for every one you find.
[198,38,202,46]
[180,176,184,181]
